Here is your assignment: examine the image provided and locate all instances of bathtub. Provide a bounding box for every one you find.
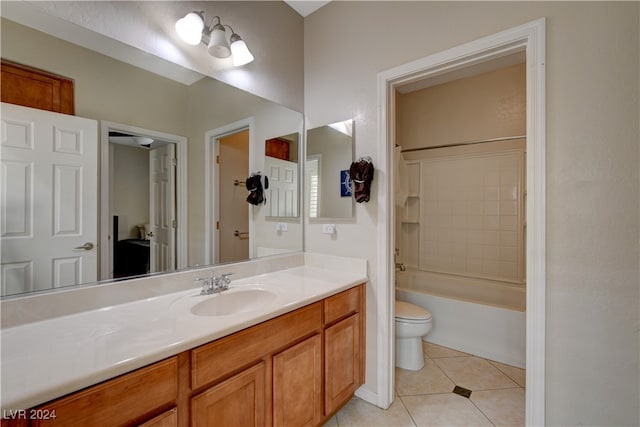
[395,270,526,368]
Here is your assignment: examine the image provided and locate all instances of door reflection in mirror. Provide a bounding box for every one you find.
[265,133,299,218]
[110,132,178,278]
[218,130,250,264]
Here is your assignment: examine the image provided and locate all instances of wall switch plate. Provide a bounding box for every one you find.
[276,223,288,232]
[322,224,336,234]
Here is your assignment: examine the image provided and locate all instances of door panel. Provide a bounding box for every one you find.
[273,334,322,427]
[265,156,298,217]
[191,362,266,427]
[218,131,249,263]
[149,144,176,273]
[0,103,97,295]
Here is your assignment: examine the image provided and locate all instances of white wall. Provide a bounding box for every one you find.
[305,2,639,425]
[112,144,150,239]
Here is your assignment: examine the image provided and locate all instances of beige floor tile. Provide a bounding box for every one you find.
[402,393,492,426]
[423,341,469,358]
[335,396,415,427]
[396,358,455,396]
[471,388,525,427]
[322,415,339,427]
[433,356,518,391]
[489,360,526,387]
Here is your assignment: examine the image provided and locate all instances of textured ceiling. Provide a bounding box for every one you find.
[284,1,330,17]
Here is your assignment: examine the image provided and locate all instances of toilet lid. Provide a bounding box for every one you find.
[395,301,432,321]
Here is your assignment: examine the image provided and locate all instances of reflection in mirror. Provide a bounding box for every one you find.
[105,125,187,280]
[0,16,303,297]
[265,133,299,218]
[306,120,354,220]
[110,133,169,277]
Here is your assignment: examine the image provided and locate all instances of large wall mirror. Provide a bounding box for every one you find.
[306,119,354,220]
[0,11,303,297]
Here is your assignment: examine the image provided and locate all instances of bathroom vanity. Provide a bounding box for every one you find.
[1,255,367,427]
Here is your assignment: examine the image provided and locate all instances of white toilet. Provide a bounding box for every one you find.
[395,300,433,371]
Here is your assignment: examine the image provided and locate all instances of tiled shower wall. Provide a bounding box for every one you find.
[420,150,524,283]
[396,61,527,284]
[399,141,526,284]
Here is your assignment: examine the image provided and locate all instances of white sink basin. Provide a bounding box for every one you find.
[190,288,277,317]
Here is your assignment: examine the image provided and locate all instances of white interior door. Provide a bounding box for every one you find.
[148,143,176,273]
[265,156,298,217]
[0,103,98,296]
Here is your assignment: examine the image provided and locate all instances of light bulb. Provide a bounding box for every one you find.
[175,12,204,45]
[230,34,254,66]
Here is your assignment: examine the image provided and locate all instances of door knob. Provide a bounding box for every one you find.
[74,242,94,250]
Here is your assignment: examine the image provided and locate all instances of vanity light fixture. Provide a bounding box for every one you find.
[175,12,254,66]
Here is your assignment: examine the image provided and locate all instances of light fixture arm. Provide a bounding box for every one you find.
[200,15,222,43]
[175,11,254,66]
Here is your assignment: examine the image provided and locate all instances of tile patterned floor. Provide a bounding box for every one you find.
[324,342,525,427]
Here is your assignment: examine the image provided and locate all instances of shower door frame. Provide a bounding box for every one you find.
[376,18,546,425]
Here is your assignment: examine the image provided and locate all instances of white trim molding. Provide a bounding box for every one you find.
[376,18,546,425]
[99,121,188,279]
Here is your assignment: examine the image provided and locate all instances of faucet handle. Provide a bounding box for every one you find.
[195,277,211,294]
[220,272,233,286]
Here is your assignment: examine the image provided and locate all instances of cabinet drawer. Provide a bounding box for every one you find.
[324,286,362,326]
[32,357,178,427]
[191,302,322,390]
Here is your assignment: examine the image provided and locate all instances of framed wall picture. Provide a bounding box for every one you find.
[340,170,353,197]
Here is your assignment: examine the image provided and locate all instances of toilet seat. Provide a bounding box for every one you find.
[395,301,432,321]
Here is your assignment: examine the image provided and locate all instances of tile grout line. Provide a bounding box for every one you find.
[396,393,419,427]
[424,344,522,426]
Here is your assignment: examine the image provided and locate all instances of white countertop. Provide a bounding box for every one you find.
[1,261,367,410]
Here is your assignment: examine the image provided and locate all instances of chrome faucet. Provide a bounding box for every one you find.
[394,248,406,271]
[196,272,233,295]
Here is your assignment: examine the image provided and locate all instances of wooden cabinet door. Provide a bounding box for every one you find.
[191,362,266,427]
[273,334,322,427]
[324,314,361,415]
[138,408,177,427]
[1,60,74,115]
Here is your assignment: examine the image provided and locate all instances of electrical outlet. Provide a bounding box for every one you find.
[322,224,336,234]
[276,223,288,232]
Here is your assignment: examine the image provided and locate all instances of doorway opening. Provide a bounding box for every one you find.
[205,118,254,265]
[377,19,545,425]
[99,121,187,281]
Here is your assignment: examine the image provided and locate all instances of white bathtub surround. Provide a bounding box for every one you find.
[0,253,367,410]
[396,270,525,368]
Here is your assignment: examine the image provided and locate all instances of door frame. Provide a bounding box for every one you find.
[376,19,546,424]
[99,121,188,280]
[204,117,255,264]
